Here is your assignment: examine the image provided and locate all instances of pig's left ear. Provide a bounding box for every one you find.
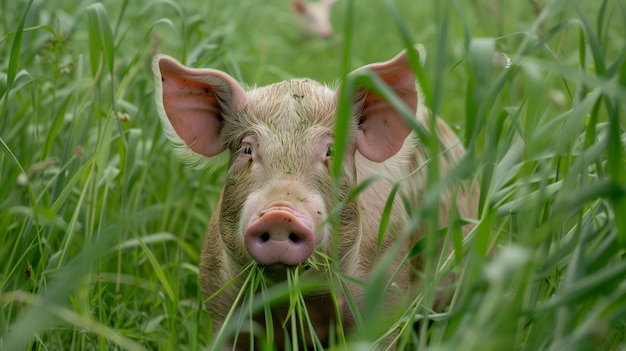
[350,49,418,163]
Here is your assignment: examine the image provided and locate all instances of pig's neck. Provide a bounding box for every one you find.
[354,142,419,282]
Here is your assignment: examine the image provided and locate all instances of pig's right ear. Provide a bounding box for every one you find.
[349,49,418,163]
[153,55,247,168]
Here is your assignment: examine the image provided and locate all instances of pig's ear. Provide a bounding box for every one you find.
[153,55,246,168]
[350,49,418,163]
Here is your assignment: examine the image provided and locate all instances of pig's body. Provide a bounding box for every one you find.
[153,48,477,349]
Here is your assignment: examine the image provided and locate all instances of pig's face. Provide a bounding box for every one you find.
[216,80,359,270]
[153,49,417,275]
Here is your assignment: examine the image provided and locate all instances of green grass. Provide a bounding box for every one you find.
[1,0,625,350]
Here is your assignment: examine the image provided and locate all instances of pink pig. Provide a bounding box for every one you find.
[153,47,477,349]
[292,0,337,38]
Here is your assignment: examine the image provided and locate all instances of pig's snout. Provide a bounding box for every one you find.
[244,210,315,266]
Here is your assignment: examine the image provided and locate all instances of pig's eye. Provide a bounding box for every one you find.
[326,145,334,158]
[241,144,253,155]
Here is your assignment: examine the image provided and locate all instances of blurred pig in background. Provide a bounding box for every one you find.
[292,0,337,38]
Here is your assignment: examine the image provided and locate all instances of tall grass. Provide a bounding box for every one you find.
[1,0,625,350]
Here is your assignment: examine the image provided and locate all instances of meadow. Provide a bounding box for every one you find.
[1,0,625,350]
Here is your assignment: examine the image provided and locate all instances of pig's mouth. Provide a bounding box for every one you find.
[258,255,328,283]
[262,263,310,282]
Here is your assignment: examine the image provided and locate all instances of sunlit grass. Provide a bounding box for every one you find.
[1,0,625,350]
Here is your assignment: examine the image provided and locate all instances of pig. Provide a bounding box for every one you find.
[152,47,477,349]
[292,0,337,38]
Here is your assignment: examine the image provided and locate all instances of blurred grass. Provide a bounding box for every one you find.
[1,0,625,350]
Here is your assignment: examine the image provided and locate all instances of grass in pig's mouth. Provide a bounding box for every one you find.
[258,251,331,283]
[213,252,341,348]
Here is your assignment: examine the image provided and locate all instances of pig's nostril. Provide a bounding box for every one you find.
[260,232,270,242]
[289,233,299,243]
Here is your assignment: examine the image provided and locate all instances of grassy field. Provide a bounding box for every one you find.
[1,0,625,350]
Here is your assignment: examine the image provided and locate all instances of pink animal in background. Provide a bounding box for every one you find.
[153,47,478,349]
[292,0,337,38]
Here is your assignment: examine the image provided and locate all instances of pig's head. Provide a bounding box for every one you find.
[153,49,417,275]
[292,0,337,39]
